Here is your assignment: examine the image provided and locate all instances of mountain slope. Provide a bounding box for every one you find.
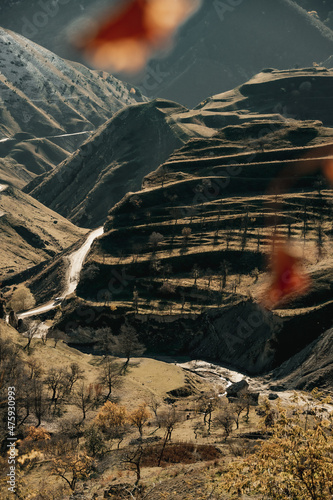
[26,68,333,229]
[0,27,145,139]
[272,326,333,390]
[0,184,87,279]
[26,99,215,228]
[0,134,71,189]
[198,67,333,127]
[0,27,147,187]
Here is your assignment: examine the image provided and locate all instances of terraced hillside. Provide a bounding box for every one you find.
[68,87,333,383]
[27,68,333,228]
[23,68,333,386]
[78,121,333,308]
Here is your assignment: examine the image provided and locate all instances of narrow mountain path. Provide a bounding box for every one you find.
[18,226,104,319]
[0,184,8,218]
[0,130,92,144]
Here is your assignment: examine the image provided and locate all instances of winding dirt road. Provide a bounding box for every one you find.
[0,184,8,218]
[18,226,104,319]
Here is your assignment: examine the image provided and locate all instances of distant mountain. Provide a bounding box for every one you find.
[0,184,87,280]
[26,68,333,229]
[0,27,147,186]
[1,1,332,107]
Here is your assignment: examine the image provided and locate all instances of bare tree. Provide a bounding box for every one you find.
[98,356,122,400]
[133,287,139,313]
[214,407,235,441]
[65,363,85,394]
[206,268,213,289]
[49,329,69,348]
[159,166,169,187]
[32,379,48,427]
[121,445,145,486]
[225,230,232,250]
[219,261,230,291]
[26,357,43,380]
[94,327,113,353]
[198,393,220,435]
[45,367,68,413]
[73,382,98,421]
[145,394,161,425]
[169,208,182,225]
[111,323,146,375]
[23,320,39,353]
[231,395,250,429]
[157,407,181,466]
[182,227,192,246]
[191,264,201,287]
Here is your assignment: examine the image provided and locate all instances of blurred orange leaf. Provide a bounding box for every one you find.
[264,242,309,309]
[323,157,333,184]
[73,0,201,73]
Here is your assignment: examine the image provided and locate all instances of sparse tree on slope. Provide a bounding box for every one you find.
[128,403,151,438]
[111,322,146,374]
[94,401,129,448]
[98,356,122,400]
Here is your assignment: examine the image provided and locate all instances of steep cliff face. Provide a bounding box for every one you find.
[272,327,333,390]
